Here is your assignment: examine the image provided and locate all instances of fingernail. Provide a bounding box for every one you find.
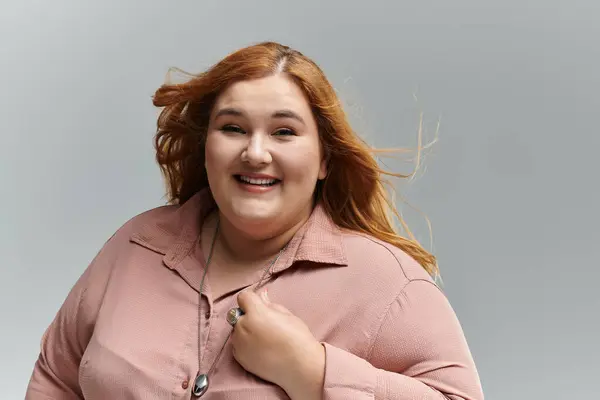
[262,288,269,302]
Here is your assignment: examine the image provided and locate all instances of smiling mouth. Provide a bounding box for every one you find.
[234,175,281,187]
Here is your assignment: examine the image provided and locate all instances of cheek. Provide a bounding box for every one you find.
[280,147,323,183]
[204,134,227,172]
[204,136,231,193]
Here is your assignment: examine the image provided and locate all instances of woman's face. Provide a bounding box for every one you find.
[205,74,327,237]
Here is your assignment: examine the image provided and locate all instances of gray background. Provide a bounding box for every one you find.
[2,0,599,398]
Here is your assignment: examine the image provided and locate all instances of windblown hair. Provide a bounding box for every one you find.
[151,41,439,278]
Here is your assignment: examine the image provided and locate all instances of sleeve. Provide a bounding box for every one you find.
[25,231,121,400]
[321,279,484,400]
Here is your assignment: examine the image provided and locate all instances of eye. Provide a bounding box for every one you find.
[220,124,246,134]
[273,128,296,136]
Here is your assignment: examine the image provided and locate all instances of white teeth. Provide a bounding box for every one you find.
[238,176,277,185]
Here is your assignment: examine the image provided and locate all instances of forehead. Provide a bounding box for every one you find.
[213,74,312,115]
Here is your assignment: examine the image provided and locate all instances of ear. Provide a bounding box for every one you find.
[318,153,328,180]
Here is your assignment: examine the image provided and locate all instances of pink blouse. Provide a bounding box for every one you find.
[26,189,484,399]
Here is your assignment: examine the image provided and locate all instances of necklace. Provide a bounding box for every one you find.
[192,218,286,397]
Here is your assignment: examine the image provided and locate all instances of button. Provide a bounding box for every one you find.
[205,312,211,319]
[181,380,189,389]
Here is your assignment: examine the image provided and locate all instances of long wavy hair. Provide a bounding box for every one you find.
[151,41,439,278]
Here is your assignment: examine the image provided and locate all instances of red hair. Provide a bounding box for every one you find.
[152,41,438,278]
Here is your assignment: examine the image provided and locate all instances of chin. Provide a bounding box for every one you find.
[233,209,278,225]
[227,199,280,225]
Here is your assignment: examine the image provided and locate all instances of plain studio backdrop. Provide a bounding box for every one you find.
[1,1,599,399]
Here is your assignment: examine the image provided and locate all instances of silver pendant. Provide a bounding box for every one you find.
[192,374,209,397]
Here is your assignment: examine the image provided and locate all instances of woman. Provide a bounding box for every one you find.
[26,42,484,399]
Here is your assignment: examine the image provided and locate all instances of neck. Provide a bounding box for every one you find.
[216,212,310,264]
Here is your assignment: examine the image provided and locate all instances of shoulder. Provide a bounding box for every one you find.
[339,230,435,290]
[123,204,180,234]
[82,201,185,275]
[103,204,179,248]
[92,189,213,266]
[77,203,181,295]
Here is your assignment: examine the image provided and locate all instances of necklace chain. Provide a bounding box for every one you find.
[194,217,286,393]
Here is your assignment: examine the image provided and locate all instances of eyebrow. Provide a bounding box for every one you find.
[214,107,306,126]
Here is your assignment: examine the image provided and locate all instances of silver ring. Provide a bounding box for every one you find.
[226,307,245,327]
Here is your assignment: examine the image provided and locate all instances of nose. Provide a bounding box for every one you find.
[241,133,272,166]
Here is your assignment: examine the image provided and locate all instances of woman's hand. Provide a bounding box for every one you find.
[231,289,325,400]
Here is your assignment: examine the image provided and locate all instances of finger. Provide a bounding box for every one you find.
[260,288,270,303]
[261,289,292,315]
[237,289,264,314]
[269,302,293,315]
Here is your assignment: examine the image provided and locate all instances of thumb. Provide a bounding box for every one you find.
[237,289,265,314]
[261,288,292,315]
[238,290,265,314]
[260,288,271,304]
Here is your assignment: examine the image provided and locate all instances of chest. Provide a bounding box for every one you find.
[206,262,270,301]
[78,254,384,399]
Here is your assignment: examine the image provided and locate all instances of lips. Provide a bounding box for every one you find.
[234,175,281,186]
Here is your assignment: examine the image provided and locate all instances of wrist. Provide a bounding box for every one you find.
[281,341,325,400]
